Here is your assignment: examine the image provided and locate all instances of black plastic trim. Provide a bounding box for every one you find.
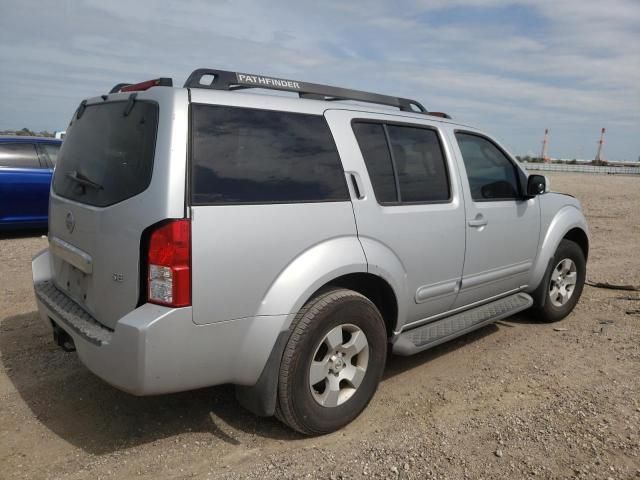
[123,93,137,116]
[76,100,87,119]
[350,174,362,199]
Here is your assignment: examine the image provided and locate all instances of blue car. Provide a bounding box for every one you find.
[0,136,62,230]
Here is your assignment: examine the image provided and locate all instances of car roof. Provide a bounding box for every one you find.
[107,68,474,129]
[0,136,62,144]
[183,88,474,130]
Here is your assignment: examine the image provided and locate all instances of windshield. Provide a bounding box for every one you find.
[52,100,158,207]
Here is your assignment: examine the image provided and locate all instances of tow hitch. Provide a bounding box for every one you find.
[51,321,76,352]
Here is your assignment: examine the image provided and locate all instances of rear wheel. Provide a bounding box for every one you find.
[533,239,586,322]
[276,288,387,435]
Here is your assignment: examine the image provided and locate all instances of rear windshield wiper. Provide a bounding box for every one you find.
[66,170,103,191]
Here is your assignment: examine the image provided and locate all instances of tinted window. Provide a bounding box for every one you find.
[0,143,41,168]
[40,143,61,166]
[353,121,450,204]
[455,133,519,201]
[352,122,397,203]
[191,105,348,204]
[53,101,158,207]
[387,125,449,202]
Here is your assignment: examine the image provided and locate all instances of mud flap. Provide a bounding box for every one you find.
[235,330,288,417]
[531,257,555,309]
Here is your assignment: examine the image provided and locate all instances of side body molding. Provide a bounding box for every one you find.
[527,203,589,292]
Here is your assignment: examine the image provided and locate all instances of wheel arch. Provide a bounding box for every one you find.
[237,247,401,418]
[563,227,589,261]
[528,205,589,296]
[309,272,399,338]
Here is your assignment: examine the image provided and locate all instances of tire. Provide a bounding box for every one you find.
[533,239,586,323]
[275,288,387,435]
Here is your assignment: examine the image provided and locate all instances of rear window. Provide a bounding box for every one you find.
[0,143,41,168]
[53,100,158,207]
[190,105,348,204]
[40,143,61,166]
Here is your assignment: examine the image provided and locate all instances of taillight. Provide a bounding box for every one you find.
[147,219,191,307]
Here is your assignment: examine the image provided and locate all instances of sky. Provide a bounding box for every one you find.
[0,0,638,161]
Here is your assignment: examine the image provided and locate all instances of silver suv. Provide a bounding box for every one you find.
[32,68,589,435]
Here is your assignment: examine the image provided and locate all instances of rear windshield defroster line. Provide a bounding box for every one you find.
[53,100,159,207]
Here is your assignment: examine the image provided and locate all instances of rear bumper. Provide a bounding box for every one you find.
[32,248,289,395]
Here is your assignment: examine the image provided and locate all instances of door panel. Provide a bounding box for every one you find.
[325,110,466,330]
[0,142,49,225]
[0,168,50,224]
[450,131,540,307]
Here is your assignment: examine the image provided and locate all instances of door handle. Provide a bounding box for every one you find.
[349,173,365,200]
[468,215,488,227]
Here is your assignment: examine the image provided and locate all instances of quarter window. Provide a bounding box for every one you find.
[455,133,520,201]
[0,143,41,168]
[191,105,349,204]
[352,121,450,204]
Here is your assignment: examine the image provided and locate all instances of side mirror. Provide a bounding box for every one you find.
[526,174,547,197]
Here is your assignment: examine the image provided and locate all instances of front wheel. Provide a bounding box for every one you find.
[276,288,387,435]
[533,239,586,322]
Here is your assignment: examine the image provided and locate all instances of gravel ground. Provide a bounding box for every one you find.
[1,172,639,480]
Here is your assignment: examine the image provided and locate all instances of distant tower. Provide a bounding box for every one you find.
[595,128,606,162]
[540,128,550,162]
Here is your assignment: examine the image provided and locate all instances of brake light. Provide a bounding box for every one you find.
[147,219,191,307]
[120,77,173,92]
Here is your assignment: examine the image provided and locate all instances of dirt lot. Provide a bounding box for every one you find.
[1,172,639,480]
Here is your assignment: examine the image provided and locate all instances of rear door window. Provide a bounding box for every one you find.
[190,105,348,204]
[52,101,159,207]
[0,143,42,168]
[387,125,450,203]
[352,121,450,204]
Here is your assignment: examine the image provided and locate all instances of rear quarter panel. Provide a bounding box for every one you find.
[191,202,366,325]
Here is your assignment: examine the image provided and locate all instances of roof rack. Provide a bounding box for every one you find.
[183,68,432,115]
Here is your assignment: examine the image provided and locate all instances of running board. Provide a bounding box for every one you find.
[393,292,533,356]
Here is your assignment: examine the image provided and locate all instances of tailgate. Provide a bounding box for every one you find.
[46,89,188,329]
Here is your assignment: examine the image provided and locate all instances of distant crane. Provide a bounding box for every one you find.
[540,128,550,163]
[595,128,606,162]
